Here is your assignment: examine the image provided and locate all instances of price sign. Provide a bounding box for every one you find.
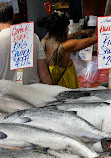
[79,46,93,61]
[98,16,111,69]
[10,22,34,70]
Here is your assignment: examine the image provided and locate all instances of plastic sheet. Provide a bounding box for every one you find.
[71,53,109,88]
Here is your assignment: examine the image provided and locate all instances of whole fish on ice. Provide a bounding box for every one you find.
[46,95,107,107]
[55,88,111,101]
[0,94,35,114]
[0,123,98,158]
[0,80,107,108]
[2,107,110,142]
[57,97,111,133]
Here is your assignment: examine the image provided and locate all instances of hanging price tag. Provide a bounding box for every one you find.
[16,69,24,84]
[10,21,34,84]
[79,46,93,61]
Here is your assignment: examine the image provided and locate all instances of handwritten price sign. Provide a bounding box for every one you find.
[10,22,34,70]
[98,16,111,69]
[79,46,93,61]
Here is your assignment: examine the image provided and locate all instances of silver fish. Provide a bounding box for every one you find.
[0,123,98,158]
[57,102,110,110]
[64,96,105,103]
[57,100,111,133]
[0,80,108,109]
[47,149,81,158]
[0,94,35,114]
[0,149,58,158]
[2,107,109,142]
[0,139,36,149]
[55,89,111,101]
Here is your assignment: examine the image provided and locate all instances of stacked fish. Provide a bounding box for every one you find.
[0,80,110,157]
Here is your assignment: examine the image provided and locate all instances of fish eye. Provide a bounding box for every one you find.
[0,132,7,139]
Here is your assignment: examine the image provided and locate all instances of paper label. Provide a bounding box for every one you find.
[10,22,34,70]
[79,46,93,61]
[98,16,111,69]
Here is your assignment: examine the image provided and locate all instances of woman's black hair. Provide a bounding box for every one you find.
[37,11,70,41]
[0,3,13,23]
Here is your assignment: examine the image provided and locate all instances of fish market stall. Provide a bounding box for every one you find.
[0,80,110,157]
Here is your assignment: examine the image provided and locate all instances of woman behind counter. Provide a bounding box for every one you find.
[37,11,97,89]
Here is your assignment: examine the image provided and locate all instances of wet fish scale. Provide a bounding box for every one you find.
[0,123,98,158]
[56,89,111,101]
[56,91,90,100]
[2,108,109,142]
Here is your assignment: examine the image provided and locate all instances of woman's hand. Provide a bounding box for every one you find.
[81,29,95,37]
[68,29,95,40]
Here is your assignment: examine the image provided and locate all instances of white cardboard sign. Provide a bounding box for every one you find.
[10,22,34,70]
[79,46,93,61]
[98,16,111,69]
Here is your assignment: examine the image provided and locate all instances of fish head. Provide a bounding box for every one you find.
[1,110,25,123]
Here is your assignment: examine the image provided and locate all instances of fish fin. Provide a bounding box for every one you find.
[67,111,77,115]
[56,147,73,154]
[3,110,24,120]
[32,147,49,153]
[31,144,49,152]
[18,117,31,123]
[0,132,7,139]
[46,100,65,106]
[41,105,58,110]
[46,106,77,114]
[48,129,55,132]
[65,145,74,153]
[103,101,110,105]
[22,142,43,151]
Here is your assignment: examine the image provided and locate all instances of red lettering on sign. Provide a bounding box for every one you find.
[12,24,30,42]
[100,25,111,33]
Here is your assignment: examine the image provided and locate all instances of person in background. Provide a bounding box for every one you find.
[37,11,97,89]
[0,2,52,85]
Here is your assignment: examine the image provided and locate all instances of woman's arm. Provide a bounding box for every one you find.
[38,59,52,85]
[67,29,94,40]
[62,33,97,53]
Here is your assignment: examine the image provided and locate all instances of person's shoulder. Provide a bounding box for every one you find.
[0,28,10,40]
[41,33,49,45]
[34,33,39,40]
[0,28,10,35]
[42,33,49,41]
[41,37,46,43]
[34,33,41,44]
